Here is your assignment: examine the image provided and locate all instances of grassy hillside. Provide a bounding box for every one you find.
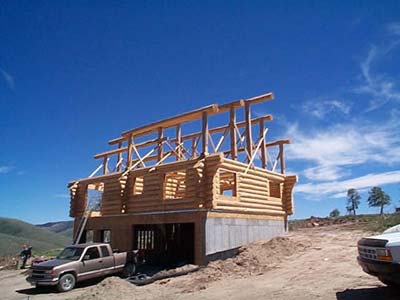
[36,220,73,239]
[0,217,71,256]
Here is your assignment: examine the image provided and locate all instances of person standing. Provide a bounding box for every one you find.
[20,244,32,269]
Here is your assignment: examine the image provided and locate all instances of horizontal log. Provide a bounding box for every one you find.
[215,199,283,211]
[94,137,168,159]
[213,205,285,216]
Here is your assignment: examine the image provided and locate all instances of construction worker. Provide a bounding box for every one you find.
[20,244,32,269]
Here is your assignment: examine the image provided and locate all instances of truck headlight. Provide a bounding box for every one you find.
[376,249,392,262]
[44,269,54,275]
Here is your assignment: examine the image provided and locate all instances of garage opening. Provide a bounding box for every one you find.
[133,223,194,268]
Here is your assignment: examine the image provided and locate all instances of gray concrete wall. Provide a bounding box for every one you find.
[205,217,286,256]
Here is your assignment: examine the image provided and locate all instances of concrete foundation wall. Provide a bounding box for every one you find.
[205,217,286,256]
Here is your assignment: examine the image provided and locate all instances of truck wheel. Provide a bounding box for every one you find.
[57,273,76,292]
[122,262,136,278]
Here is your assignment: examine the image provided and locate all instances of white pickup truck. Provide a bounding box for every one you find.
[357,225,400,286]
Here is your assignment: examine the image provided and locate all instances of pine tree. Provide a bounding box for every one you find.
[346,188,361,215]
[368,186,391,215]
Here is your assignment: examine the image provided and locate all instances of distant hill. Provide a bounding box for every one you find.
[36,220,74,239]
[0,217,71,256]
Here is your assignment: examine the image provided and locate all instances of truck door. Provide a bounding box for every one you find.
[78,246,103,280]
[100,245,115,275]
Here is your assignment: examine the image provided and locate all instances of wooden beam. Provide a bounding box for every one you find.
[157,127,163,162]
[202,112,209,154]
[94,137,167,159]
[259,120,267,169]
[102,157,108,175]
[119,104,218,140]
[218,99,245,113]
[176,124,182,160]
[127,134,133,168]
[230,107,237,160]
[245,103,253,162]
[171,115,273,142]
[117,142,122,172]
[279,143,285,174]
[244,92,274,105]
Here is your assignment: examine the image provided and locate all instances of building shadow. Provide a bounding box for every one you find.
[336,286,400,300]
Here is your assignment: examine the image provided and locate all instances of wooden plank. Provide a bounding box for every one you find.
[176,124,182,160]
[245,102,252,162]
[157,127,163,162]
[279,143,285,174]
[113,104,218,142]
[244,92,274,105]
[230,107,237,160]
[259,120,267,169]
[94,137,167,159]
[202,112,209,154]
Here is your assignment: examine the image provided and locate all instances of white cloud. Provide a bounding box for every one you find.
[0,166,14,174]
[0,68,15,90]
[387,22,400,36]
[286,117,400,181]
[296,171,400,197]
[302,100,350,119]
[355,24,400,111]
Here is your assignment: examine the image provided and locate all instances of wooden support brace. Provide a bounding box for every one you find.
[229,107,237,160]
[202,112,209,155]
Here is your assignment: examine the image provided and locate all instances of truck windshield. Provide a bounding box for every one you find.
[57,247,84,261]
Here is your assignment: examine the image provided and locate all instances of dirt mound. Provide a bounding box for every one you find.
[69,236,309,299]
[70,277,143,300]
[170,236,309,293]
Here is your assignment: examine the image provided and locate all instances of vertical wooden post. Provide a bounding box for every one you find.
[157,127,164,162]
[279,143,285,174]
[229,107,237,160]
[245,103,253,163]
[102,156,108,175]
[117,142,122,172]
[202,112,209,155]
[191,137,197,159]
[176,124,182,160]
[127,134,133,169]
[259,120,267,169]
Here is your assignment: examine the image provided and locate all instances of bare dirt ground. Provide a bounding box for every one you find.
[2,224,400,300]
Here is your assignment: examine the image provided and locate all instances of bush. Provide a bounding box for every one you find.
[329,209,340,218]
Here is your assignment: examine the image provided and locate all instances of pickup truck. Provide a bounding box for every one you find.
[357,225,400,286]
[26,243,137,292]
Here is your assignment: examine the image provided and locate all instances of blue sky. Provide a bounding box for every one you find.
[1,1,400,224]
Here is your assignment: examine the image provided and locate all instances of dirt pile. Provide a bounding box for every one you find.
[69,277,169,300]
[0,256,18,270]
[69,236,310,299]
[170,236,310,293]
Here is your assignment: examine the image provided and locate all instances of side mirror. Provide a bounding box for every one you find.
[82,255,90,261]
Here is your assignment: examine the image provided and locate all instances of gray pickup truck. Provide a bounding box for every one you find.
[27,243,137,292]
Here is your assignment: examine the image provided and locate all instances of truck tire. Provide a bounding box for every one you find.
[122,262,136,278]
[57,273,76,292]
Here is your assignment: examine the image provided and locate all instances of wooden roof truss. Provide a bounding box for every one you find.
[88,92,290,178]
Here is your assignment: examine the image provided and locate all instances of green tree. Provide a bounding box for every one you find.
[346,188,361,215]
[368,186,391,215]
[329,209,340,218]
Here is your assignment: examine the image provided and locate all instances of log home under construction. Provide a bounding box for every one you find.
[69,92,297,266]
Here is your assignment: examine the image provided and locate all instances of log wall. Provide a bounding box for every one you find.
[69,154,296,218]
